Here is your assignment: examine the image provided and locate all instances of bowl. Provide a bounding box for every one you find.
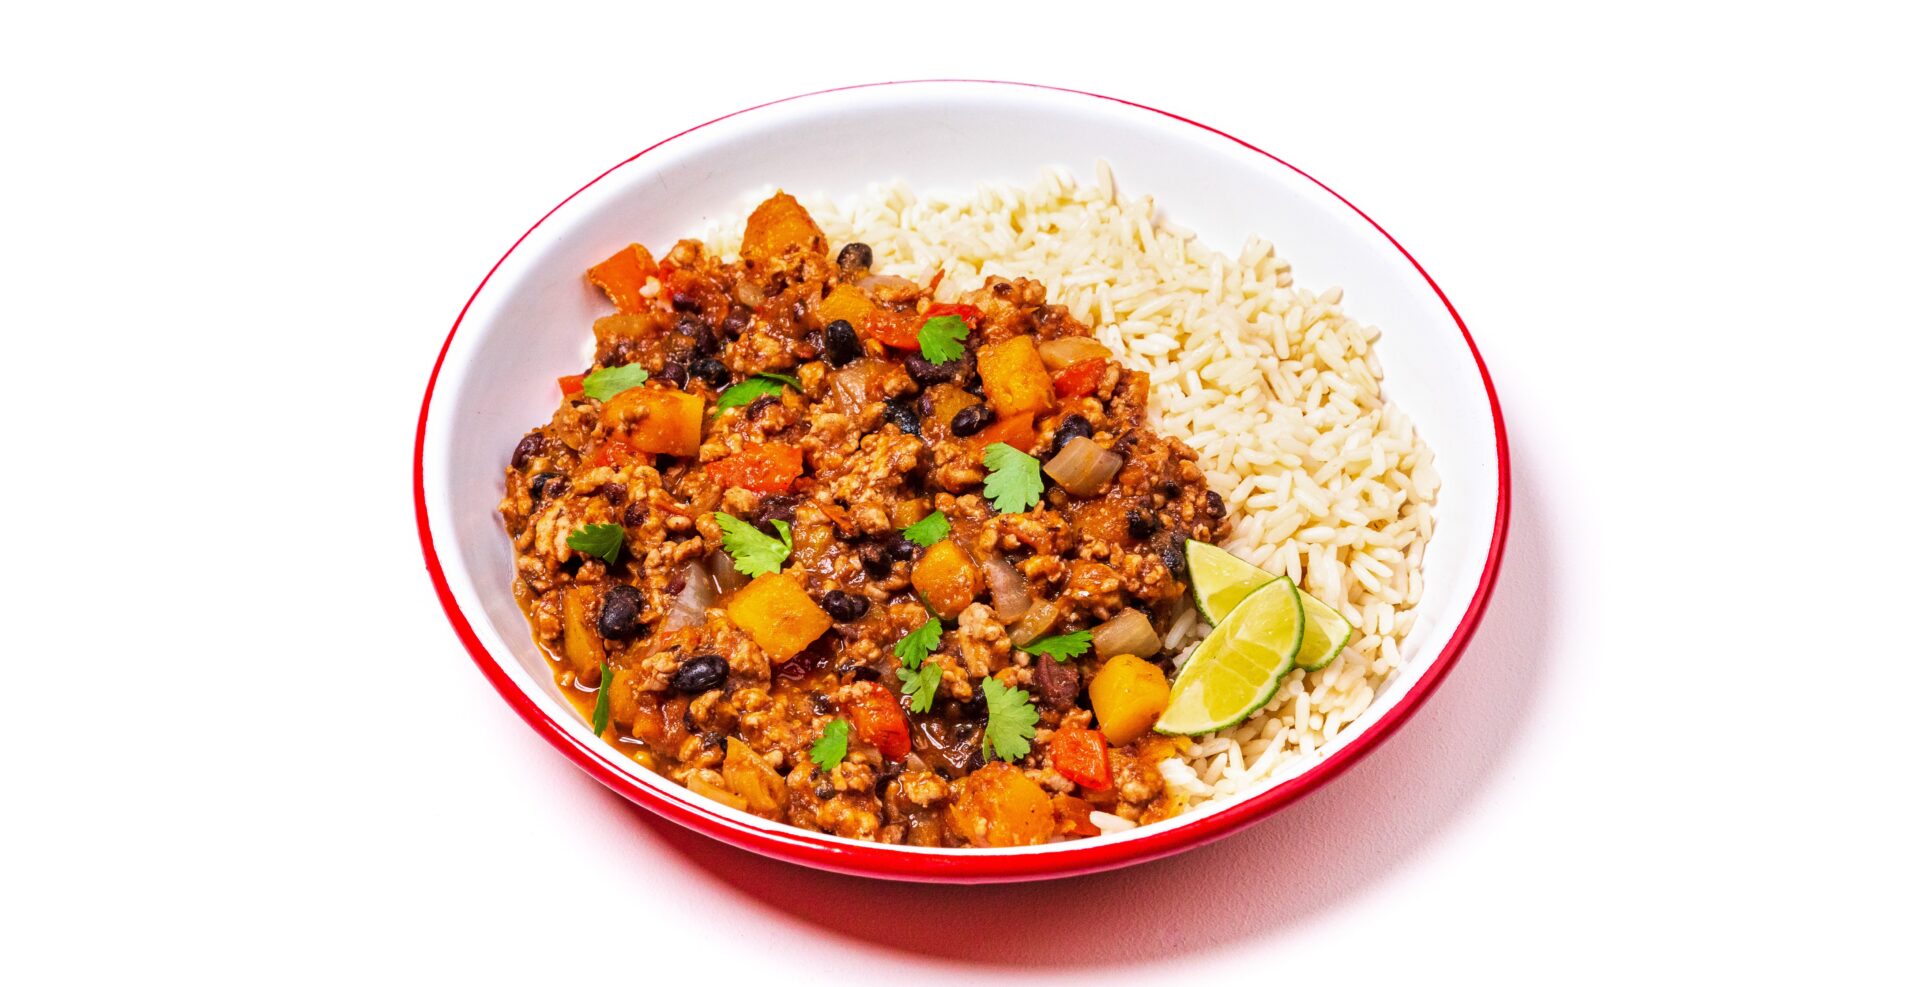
[414,80,1509,883]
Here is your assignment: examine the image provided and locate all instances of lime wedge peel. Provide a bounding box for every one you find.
[1185,539,1355,672]
[1155,576,1305,736]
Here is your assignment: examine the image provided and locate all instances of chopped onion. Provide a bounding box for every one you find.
[1009,599,1061,647]
[711,547,749,593]
[662,560,716,632]
[855,273,917,292]
[1044,437,1123,496]
[687,774,748,811]
[984,557,1032,622]
[1090,609,1161,660]
[731,280,765,307]
[1036,337,1112,371]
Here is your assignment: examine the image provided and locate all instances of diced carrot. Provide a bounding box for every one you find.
[1049,725,1113,791]
[586,244,658,313]
[1051,359,1107,398]
[844,681,911,761]
[705,443,804,494]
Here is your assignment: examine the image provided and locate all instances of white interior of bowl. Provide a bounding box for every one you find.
[420,82,1500,854]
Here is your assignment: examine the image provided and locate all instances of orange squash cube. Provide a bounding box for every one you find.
[741,191,826,264]
[912,539,983,621]
[977,336,1057,419]
[586,243,657,313]
[725,573,832,663]
[602,387,704,457]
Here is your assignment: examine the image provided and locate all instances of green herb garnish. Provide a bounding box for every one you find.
[894,617,943,668]
[590,661,613,735]
[716,512,791,577]
[714,373,800,412]
[810,718,850,770]
[981,677,1040,762]
[900,661,943,714]
[982,442,1044,513]
[899,510,950,549]
[581,364,649,401]
[566,523,625,563]
[917,315,968,364]
[1018,630,1093,663]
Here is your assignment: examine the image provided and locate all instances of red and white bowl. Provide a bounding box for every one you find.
[414,80,1509,883]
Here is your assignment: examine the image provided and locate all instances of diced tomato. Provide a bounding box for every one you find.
[863,308,924,350]
[1051,359,1107,399]
[705,443,804,494]
[589,438,640,469]
[558,373,586,396]
[923,301,982,330]
[1049,725,1112,791]
[844,682,912,761]
[586,243,658,314]
[969,413,1037,455]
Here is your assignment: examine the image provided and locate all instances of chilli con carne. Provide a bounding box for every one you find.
[499,192,1231,847]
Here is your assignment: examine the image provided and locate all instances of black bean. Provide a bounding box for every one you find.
[823,320,861,366]
[671,292,701,313]
[887,533,920,562]
[815,785,837,800]
[657,359,688,388]
[622,502,647,527]
[601,483,627,506]
[902,355,956,387]
[511,433,547,471]
[691,358,731,387]
[836,242,873,273]
[820,590,870,622]
[1161,544,1187,575]
[884,397,920,436]
[1206,490,1227,518]
[1127,509,1159,540]
[950,403,992,437]
[671,654,728,694]
[753,493,798,527]
[529,472,568,501]
[597,585,644,640]
[860,543,893,578]
[675,313,717,355]
[1052,414,1093,456]
[722,306,752,338]
[810,693,836,716]
[1032,653,1082,710]
[746,394,778,419]
[1160,481,1182,500]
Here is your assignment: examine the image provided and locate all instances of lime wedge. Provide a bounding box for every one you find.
[1296,591,1355,672]
[1155,576,1304,736]
[1186,539,1275,625]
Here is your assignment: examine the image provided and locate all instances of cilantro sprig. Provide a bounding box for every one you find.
[893,617,945,713]
[714,372,802,412]
[581,364,649,401]
[1018,630,1092,663]
[894,617,942,666]
[981,677,1040,762]
[716,512,792,577]
[982,442,1044,513]
[899,510,949,549]
[917,315,968,364]
[810,719,850,771]
[900,662,942,714]
[566,523,625,563]
[590,661,613,735]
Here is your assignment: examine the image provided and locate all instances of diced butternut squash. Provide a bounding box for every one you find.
[725,573,832,662]
[1088,654,1170,745]
[560,586,604,679]
[605,666,643,730]
[945,762,1054,848]
[816,286,875,328]
[723,738,788,818]
[912,539,983,621]
[741,191,825,264]
[977,336,1057,419]
[592,312,663,353]
[602,386,704,457]
[586,243,657,313]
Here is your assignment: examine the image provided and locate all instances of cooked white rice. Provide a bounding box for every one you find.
[704,165,1437,817]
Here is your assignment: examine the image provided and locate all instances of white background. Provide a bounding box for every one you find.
[5,2,1916,982]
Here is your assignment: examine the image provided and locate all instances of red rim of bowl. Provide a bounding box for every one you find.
[413,79,1511,883]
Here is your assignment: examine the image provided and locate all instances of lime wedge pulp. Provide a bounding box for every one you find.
[1295,591,1355,672]
[1156,576,1304,736]
[1185,539,1353,671]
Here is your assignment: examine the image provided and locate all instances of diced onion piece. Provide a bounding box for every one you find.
[984,557,1032,622]
[1090,609,1161,661]
[662,560,716,632]
[1044,437,1122,496]
[687,774,748,811]
[1036,337,1112,371]
[711,546,749,593]
[855,273,917,292]
[1009,599,1061,647]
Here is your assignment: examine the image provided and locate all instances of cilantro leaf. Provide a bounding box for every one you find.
[810,719,850,771]
[900,660,942,714]
[899,510,949,549]
[982,443,1044,513]
[981,677,1040,762]
[566,523,624,563]
[716,512,792,577]
[1019,630,1093,663]
[581,364,649,401]
[917,315,968,364]
[757,372,803,389]
[590,661,613,735]
[893,617,942,668]
[714,373,799,412]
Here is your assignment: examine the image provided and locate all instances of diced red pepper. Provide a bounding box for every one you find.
[586,243,658,314]
[558,373,586,396]
[1051,359,1107,399]
[969,413,1037,455]
[923,301,982,330]
[1049,725,1112,791]
[589,438,639,469]
[844,682,912,761]
[705,443,804,494]
[863,309,923,350]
